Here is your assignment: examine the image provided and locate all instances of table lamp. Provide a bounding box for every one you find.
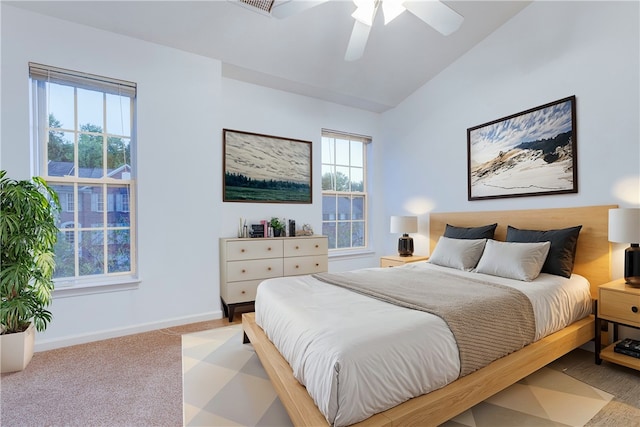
[390,215,418,257]
[608,208,640,286]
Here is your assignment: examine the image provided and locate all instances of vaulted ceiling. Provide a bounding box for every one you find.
[8,1,531,112]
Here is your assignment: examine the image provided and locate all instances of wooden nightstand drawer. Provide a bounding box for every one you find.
[599,287,640,328]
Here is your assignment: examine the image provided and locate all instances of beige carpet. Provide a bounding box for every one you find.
[182,325,616,427]
[0,318,231,426]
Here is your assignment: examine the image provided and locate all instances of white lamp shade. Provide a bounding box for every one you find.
[390,216,418,234]
[608,208,640,244]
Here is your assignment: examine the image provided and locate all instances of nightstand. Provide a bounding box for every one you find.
[596,279,640,371]
[380,255,429,267]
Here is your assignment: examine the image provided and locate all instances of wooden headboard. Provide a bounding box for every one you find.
[429,205,616,298]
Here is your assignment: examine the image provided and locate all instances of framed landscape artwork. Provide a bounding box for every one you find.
[467,96,577,201]
[223,129,312,203]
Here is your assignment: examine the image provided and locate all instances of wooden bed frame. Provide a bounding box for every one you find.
[242,205,616,426]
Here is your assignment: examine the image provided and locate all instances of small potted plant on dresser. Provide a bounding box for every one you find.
[0,170,59,373]
[269,217,286,237]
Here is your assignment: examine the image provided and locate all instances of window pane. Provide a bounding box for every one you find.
[79,185,103,226]
[108,229,130,273]
[47,130,75,176]
[321,137,334,164]
[352,196,364,220]
[321,164,334,191]
[107,136,131,177]
[107,185,130,225]
[77,88,103,130]
[335,166,350,191]
[48,83,74,131]
[351,141,363,167]
[322,195,336,220]
[350,167,363,192]
[335,139,350,166]
[352,221,365,247]
[337,222,351,248]
[79,230,104,276]
[337,196,351,220]
[78,133,104,178]
[106,94,131,137]
[323,222,336,249]
[53,229,76,279]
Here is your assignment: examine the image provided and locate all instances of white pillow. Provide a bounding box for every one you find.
[428,236,487,271]
[475,240,551,281]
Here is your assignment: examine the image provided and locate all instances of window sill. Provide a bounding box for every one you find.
[328,249,376,260]
[53,276,141,298]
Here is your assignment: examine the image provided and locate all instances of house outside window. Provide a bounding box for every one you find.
[30,63,137,286]
[321,130,370,251]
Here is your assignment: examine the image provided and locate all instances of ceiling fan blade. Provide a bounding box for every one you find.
[404,0,463,36]
[271,0,329,19]
[345,20,373,61]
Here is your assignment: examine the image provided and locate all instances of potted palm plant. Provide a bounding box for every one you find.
[0,170,59,373]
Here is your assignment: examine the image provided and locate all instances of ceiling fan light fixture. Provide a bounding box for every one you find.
[382,0,406,25]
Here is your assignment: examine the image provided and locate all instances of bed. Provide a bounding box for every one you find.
[242,205,614,426]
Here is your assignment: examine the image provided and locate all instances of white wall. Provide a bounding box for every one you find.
[0,5,380,350]
[379,1,640,258]
[2,1,639,350]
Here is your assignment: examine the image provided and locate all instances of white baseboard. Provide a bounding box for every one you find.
[34,310,224,352]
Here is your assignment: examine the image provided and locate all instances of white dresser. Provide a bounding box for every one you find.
[219,235,328,321]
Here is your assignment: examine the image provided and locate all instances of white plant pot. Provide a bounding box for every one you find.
[0,323,35,373]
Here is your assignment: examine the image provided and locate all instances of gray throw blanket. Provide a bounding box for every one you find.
[312,267,536,377]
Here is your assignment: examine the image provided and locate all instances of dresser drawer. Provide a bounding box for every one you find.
[227,259,283,282]
[599,287,640,327]
[222,280,261,304]
[283,255,328,276]
[226,240,283,261]
[283,237,328,257]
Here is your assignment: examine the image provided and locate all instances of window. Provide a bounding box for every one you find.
[321,130,370,251]
[30,63,137,285]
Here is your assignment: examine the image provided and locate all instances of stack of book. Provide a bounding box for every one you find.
[614,338,640,358]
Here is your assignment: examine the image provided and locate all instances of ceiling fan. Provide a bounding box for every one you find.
[269,0,464,61]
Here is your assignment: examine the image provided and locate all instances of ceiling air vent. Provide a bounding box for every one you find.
[231,0,275,15]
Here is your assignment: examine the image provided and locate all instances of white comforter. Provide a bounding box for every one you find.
[254,262,592,426]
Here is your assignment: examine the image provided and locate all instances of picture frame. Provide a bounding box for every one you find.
[467,96,577,201]
[223,129,312,203]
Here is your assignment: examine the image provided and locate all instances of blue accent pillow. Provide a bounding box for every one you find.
[444,223,497,240]
[505,225,582,278]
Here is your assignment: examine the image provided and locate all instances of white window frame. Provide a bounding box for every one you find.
[321,129,370,252]
[30,63,138,292]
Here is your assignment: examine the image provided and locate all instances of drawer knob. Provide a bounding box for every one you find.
[295,245,300,250]
[315,244,319,248]
[315,263,319,267]
[295,265,299,269]
[241,269,246,273]
[632,306,639,313]
[267,267,272,271]
[241,290,245,294]
[241,249,245,253]
[268,247,272,251]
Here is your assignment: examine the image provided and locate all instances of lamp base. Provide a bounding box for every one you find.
[398,234,414,257]
[624,244,640,287]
